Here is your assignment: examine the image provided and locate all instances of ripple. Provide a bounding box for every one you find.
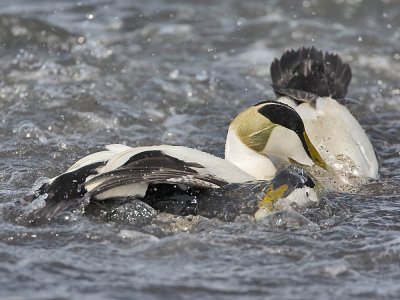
[0,15,77,51]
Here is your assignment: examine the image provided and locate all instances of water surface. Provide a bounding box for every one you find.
[0,1,399,299]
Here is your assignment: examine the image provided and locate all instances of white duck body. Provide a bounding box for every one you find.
[278,96,379,181]
[269,47,379,188]
[64,144,255,200]
[69,144,254,183]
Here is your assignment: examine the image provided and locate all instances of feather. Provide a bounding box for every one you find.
[270,47,352,102]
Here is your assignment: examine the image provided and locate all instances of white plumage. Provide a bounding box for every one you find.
[279,96,378,179]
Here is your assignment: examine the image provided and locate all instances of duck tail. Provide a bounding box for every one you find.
[23,163,102,222]
[270,47,352,100]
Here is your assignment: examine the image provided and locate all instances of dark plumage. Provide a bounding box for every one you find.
[270,47,352,102]
[24,150,228,221]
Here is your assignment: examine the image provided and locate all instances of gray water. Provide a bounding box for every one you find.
[0,0,399,299]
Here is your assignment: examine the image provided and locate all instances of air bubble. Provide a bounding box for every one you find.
[77,36,85,44]
[195,70,208,82]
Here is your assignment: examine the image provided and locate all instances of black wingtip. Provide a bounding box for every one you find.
[23,194,88,223]
[22,180,89,222]
[270,47,352,100]
[22,162,103,222]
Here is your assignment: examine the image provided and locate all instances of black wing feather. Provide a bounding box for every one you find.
[86,166,227,198]
[271,47,352,103]
[23,162,104,221]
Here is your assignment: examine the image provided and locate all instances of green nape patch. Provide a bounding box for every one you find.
[230,105,276,152]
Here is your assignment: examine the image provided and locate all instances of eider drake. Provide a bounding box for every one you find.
[270,47,379,184]
[25,101,326,220]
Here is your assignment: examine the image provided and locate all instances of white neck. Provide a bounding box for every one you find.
[225,128,277,180]
[263,126,314,166]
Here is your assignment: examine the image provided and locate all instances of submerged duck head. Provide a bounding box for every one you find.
[226,100,326,180]
[254,165,317,219]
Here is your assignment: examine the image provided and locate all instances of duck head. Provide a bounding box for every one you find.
[226,100,326,175]
[254,165,317,219]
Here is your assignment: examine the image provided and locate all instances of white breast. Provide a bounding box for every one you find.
[279,96,379,179]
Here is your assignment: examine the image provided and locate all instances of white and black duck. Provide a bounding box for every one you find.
[270,47,378,187]
[25,101,325,221]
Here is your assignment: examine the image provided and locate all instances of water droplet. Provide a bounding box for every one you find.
[15,120,47,143]
[25,193,48,214]
[169,69,180,79]
[195,70,208,82]
[236,18,245,26]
